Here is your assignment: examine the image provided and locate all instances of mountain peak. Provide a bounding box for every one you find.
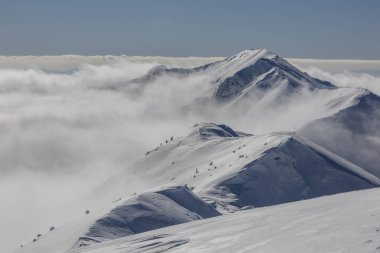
[222,48,277,66]
[213,49,334,101]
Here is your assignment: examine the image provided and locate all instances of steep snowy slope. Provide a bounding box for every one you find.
[128,48,380,175]
[128,49,378,135]
[209,50,380,176]
[14,123,379,253]
[75,185,220,248]
[72,188,380,253]
[14,185,220,253]
[129,49,336,102]
[107,123,380,211]
[301,90,380,176]
[203,50,378,135]
[209,49,334,101]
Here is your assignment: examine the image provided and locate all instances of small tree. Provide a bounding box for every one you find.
[85,210,90,215]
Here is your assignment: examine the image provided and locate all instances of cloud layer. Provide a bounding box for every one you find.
[301,67,380,96]
[1,56,380,252]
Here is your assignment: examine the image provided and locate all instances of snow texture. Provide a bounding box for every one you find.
[72,188,380,253]
[74,185,220,247]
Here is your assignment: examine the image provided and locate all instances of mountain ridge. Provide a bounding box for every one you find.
[13,49,380,253]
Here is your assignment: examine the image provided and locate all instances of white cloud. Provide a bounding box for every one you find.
[301,67,380,96]
[1,56,379,252]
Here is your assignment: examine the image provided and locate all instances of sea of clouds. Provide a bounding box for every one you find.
[1,55,380,252]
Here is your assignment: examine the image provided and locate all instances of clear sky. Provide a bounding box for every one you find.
[1,0,379,59]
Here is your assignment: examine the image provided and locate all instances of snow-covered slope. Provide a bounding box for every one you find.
[14,123,380,253]
[11,49,380,253]
[128,49,377,135]
[300,91,380,176]
[129,49,336,102]
[130,123,380,210]
[208,49,334,101]
[71,188,380,253]
[75,185,220,248]
[94,123,379,214]
[127,49,380,177]
[14,185,220,253]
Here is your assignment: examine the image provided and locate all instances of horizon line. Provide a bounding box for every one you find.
[0,55,380,62]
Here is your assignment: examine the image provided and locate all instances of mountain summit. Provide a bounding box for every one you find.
[208,49,335,100]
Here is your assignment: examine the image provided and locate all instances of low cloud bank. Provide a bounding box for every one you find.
[302,67,380,96]
[1,57,380,252]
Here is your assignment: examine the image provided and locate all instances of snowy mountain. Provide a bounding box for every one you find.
[117,123,380,211]
[209,49,334,101]
[300,91,380,176]
[12,49,380,253]
[14,123,380,253]
[129,49,335,101]
[128,49,380,175]
[75,185,220,248]
[69,188,380,253]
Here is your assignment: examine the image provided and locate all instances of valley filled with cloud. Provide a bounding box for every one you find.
[1,53,380,252]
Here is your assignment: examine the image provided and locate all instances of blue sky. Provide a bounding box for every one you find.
[0,0,379,59]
